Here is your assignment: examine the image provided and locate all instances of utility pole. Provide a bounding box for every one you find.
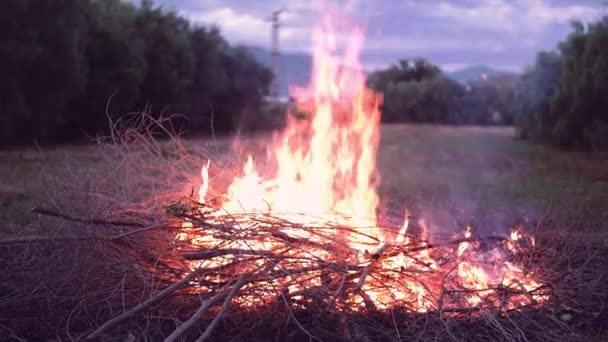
[269,9,285,99]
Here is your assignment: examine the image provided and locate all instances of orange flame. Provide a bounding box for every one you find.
[198,16,382,248]
[180,11,546,314]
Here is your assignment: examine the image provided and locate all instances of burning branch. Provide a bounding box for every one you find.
[354,242,388,293]
[168,204,550,316]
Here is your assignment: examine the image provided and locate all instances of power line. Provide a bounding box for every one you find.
[268,9,285,98]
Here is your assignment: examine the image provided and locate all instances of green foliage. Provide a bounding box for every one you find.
[368,59,513,125]
[65,0,146,138]
[513,16,608,150]
[367,58,442,93]
[512,52,562,141]
[461,81,514,125]
[0,0,271,145]
[0,0,89,142]
[552,17,608,149]
[135,3,195,112]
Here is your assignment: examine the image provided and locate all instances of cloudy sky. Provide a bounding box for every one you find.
[153,0,604,72]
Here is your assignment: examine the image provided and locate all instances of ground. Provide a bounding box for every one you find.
[2,124,608,341]
[377,125,608,236]
[1,124,607,237]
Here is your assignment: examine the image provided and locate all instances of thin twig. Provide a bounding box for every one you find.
[31,207,146,228]
[0,224,165,245]
[181,248,276,260]
[354,242,388,293]
[280,291,321,342]
[86,267,205,340]
[194,273,252,342]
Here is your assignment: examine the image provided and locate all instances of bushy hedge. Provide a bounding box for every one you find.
[367,59,514,125]
[512,17,608,150]
[0,0,272,145]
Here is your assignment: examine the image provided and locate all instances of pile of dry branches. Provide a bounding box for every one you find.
[3,203,606,341]
[175,206,547,308]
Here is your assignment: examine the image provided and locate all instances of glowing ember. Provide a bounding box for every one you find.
[177,12,547,314]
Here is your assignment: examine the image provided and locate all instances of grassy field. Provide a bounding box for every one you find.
[1,124,607,236]
[0,144,104,226]
[2,124,608,341]
[378,125,608,236]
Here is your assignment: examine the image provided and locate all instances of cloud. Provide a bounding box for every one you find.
[364,35,506,53]
[432,0,598,33]
[156,0,603,72]
[186,7,269,45]
[436,0,515,32]
[526,0,598,25]
[183,5,316,51]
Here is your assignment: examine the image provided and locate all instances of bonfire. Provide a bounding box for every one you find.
[4,9,607,342]
[168,15,547,317]
[102,12,548,340]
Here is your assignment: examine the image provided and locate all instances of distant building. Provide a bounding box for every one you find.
[263,95,290,104]
[468,74,518,89]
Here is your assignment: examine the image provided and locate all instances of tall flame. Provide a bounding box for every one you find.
[181,11,546,313]
[199,16,383,246]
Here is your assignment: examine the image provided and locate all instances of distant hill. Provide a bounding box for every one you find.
[247,48,518,94]
[447,66,517,83]
[246,46,311,97]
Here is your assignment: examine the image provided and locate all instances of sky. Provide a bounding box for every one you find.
[152,0,605,72]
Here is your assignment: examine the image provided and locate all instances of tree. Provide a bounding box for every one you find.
[0,0,89,143]
[512,16,608,150]
[0,0,272,145]
[512,51,562,141]
[183,26,231,132]
[219,46,273,132]
[368,59,472,124]
[551,18,608,149]
[381,76,465,123]
[63,0,146,138]
[134,1,195,114]
[367,58,441,93]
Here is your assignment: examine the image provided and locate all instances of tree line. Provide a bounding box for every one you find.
[511,15,608,150]
[0,0,272,145]
[3,1,604,151]
[366,59,514,126]
[367,13,608,152]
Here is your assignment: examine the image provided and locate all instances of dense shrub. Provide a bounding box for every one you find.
[367,59,513,125]
[513,16,608,150]
[0,0,272,145]
[511,52,561,141]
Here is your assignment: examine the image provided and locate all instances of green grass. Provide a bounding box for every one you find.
[0,145,105,226]
[1,124,607,236]
[378,125,608,234]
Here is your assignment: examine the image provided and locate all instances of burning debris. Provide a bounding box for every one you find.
[173,205,547,315]
[171,12,546,314]
[95,13,552,340]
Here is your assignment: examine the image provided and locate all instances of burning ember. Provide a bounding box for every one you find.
[175,13,548,315]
